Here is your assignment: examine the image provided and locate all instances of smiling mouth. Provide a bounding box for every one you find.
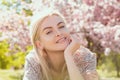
[56,37,67,43]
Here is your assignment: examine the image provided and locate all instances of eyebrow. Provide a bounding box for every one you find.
[57,22,64,26]
[42,22,64,32]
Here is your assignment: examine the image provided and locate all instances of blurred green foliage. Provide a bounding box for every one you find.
[23,8,33,16]
[0,40,10,69]
[97,53,120,77]
[0,39,32,69]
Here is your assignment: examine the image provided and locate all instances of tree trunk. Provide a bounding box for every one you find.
[113,54,120,77]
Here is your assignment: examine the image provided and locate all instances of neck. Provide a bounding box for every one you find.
[46,50,65,73]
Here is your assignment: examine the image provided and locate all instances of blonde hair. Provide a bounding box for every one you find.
[29,8,67,80]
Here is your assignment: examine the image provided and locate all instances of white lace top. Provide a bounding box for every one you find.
[23,47,98,80]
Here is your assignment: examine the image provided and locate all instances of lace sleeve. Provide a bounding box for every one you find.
[23,52,42,80]
[73,47,99,80]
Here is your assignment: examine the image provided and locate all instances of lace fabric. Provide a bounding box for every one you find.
[23,47,98,80]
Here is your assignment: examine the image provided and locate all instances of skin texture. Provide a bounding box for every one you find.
[35,15,74,79]
[39,15,71,51]
[35,15,98,80]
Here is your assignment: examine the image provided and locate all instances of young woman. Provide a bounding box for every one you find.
[23,9,99,80]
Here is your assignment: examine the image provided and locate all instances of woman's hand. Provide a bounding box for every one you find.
[82,70,99,80]
[64,34,80,55]
[64,34,84,80]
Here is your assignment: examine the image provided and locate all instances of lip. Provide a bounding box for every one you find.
[56,37,67,43]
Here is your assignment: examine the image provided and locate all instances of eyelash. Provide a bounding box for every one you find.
[45,26,65,35]
[59,26,65,29]
[46,30,52,34]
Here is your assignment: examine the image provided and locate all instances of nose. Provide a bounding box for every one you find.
[55,30,62,37]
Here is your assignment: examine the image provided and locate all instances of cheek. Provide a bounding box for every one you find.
[42,37,55,50]
[41,35,54,45]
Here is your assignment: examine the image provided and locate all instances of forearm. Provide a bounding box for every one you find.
[64,53,84,80]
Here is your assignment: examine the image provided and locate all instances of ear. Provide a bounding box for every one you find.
[35,40,44,50]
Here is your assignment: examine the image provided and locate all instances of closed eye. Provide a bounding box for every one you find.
[46,30,52,35]
[59,26,65,29]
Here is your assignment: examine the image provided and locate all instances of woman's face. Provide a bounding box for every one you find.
[39,15,71,52]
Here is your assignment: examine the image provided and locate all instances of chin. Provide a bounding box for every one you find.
[56,43,69,51]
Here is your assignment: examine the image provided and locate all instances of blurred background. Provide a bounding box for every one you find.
[0,0,120,80]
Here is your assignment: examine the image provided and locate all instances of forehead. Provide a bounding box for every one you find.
[40,15,64,29]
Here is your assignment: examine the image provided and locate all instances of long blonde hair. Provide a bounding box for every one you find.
[29,9,67,80]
